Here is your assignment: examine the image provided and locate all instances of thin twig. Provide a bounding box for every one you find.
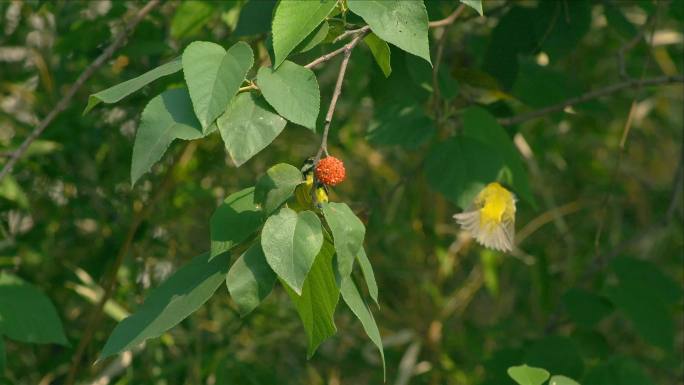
[314,33,365,161]
[64,142,192,385]
[0,0,160,183]
[429,4,476,28]
[497,75,684,126]
[305,4,474,71]
[432,4,467,112]
[305,26,370,69]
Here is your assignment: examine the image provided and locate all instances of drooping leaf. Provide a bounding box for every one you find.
[170,1,215,39]
[256,61,320,130]
[460,0,483,16]
[84,57,182,114]
[525,336,584,379]
[226,242,276,317]
[461,106,535,206]
[182,41,254,130]
[347,0,431,64]
[367,104,435,148]
[320,202,366,280]
[233,0,277,37]
[549,375,580,385]
[0,273,68,346]
[271,0,337,68]
[254,163,303,215]
[210,187,263,258]
[283,239,339,357]
[130,88,204,186]
[261,208,323,294]
[100,252,230,359]
[295,21,329,53]
[340,277,385,378]
[217,93,287,167]
[507,364,550,385]
[364,32,392,77]
[562,288,613,328]
[425,136,505,209]
[357,248,378,305]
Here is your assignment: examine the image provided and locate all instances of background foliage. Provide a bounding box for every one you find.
[0,1,682,384]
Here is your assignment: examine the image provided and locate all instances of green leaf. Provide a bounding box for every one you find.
[583,356,655,385]
[340,277,385,378]
[364,33,392,77]
[507,364,550,385]
[0,175,29,209]
[549,375,580,385]
[210,187,263,258]
[461,106,535,206]
[234,0,277,37]
[295,21,329,53]
[254,163,303,215]
[84,57,182,114]
[347,0,431,65]
[562,288,613,328]
[367,104,435,148]
[130,88,204,186]
[0,272,68,345]
[0,338,4,375]
[261,208,323,294]
[525,336,584,379]
[357,247,378,305]
[217,92,287,167]
[425,136,505,209]
[256,61,320,130]
[533,0,591,60]
[226,242,276,317]
[271,0,337,68]
[283,239,339,357]
[611,257,681,305]
[460,0,483,16]
[320,202,366,280]
[100,252,230,359]
[512,60,581,110]
[170,1,215,39]
[182,41,254,130]
[605,258,675,350]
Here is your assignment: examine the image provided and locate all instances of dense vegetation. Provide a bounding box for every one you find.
[0,1,682,384]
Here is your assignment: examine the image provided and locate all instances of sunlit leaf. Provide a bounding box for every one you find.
[507,364,550,385]
[210,187,263,258]
[261,208,323,294]
[320,202,365,280]
[254,163,303,215]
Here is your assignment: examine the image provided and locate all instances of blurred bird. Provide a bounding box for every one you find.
[453,182,516,252]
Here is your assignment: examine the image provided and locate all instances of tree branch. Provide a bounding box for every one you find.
[0,0,160,183]
[497,75,684,126]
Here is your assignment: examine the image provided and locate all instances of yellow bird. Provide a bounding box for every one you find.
[294,158,328,209]
[453,182,516,252]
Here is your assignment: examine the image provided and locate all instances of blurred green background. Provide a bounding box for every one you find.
[0,1,682,384]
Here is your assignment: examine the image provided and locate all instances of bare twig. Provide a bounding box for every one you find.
[0,0,160,183]
[429,4,476,28]
[497,75,684,126]
[313,33,365,162]
[305,26,370,69]
[64,141,192,385]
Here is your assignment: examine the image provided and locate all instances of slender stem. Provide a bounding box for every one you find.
[497,75,684,126]
[0,0,160,183]
[313,33,366,161]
